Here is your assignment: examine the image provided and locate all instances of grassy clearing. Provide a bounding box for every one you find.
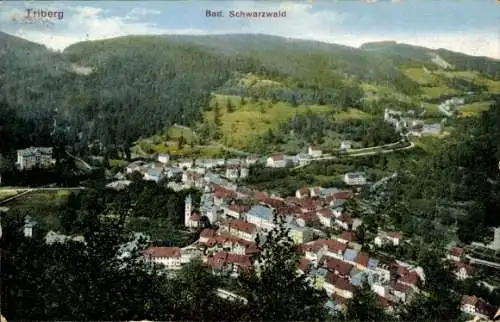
[457,101,491,117]
[239,73,282,87]
[334,108,371,120]
[204,94,332,149]
[436,70,500,93]
[405,68,437,85]
[5,190,75,231]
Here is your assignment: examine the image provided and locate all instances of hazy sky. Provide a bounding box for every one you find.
[1,0,498,58]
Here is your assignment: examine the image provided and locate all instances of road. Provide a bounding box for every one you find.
[216,288,248,304]
[65,150,94,171]
[293,141,415,169]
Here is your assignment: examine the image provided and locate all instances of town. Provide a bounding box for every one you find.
[7,141,500,321]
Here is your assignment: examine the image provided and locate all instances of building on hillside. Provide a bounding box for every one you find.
[157,153,170,164]
[144,168,165,182]
[340,141,351,151]
[295,153,311,167]
[246,205,275,231]
[23,215,37,238]
[16,147,54,170]
[308,146,323,158]
[184,195,201,228]
[287,224,314,244]
[143,247,182,270]
[266,154,286,168]
[343,172,367,185]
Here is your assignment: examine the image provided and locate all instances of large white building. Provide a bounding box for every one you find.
[17,147,54,170]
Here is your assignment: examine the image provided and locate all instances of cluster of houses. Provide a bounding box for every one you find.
[384,108,442,137]
[438,97,465,117]
[16,146,55,170]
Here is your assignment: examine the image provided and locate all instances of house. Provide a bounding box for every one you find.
[298,257,312,276]
[266,154,286,168]
[143,247,182,270]
[453,262,474,280]
[223,204,250,220]
[334,213,354,230]
[343,248,358,265]
[213,185,235,205]
[333,277,355,299]
[126,161,146,173]
[295,153,311,166]
[245,155,258,166]
[355,251,370,270]
[308,146,323,158]
[157,153,170,164]
[387,232,401,245]
[447,247,463,262]
[338,231,356,244]
[322,257,354,278]
[343,172,367,185]
[16,146,54,170]
[287,224,314,244]
[178,159,194,169]
[461,296,499,320]
[319,239,348,259]
[296,212,317,227]
[296,187,310,199]
[246,205,275,231]
[225,164,240,181]
[393,282,414,303]
[199,228,217,244]
[340,141,351,151]
[324,271,339,295]
[144,168,164,182]
[225,219,257,242]
[374,232,401,247]
[317,208,334,227]
[23,215,37,238]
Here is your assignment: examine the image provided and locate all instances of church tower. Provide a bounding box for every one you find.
[184,195,192,227]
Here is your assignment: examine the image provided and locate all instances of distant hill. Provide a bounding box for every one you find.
[1,32,499,152]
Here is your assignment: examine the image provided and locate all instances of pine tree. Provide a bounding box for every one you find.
[226,99,235,113]
[214,101,222,126]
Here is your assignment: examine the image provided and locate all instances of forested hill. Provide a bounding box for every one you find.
[1,31,499,152]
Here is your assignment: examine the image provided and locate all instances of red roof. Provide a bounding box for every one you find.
[298,257,310,273]
[200,228,217,238]
[388,232,401,239]
[255,191,267,201]
[214,187,234,199]
[377,295,394,309]
[245,243,260,255]
[297,211,317,222]
[393,282,410,293]
[356,252,370,268]
[399,271,420,285]
[206,251,229,269]
[333,191,353,200]
[227,253,252,268]
[261,197,286,209]
[334,277,354,292]
[323,257,353,276]
[454,262,475,275]
[229,204,250,213]
[318,208,334,218]
[461,295,479,306]
[325,271,338,285]
[338,213,353,225]
[318,239,347,253]
[226,219,256,234]
[270,154,284,161]
[448,247,463,257]
[339,231,355,242]
[144,247,181,258]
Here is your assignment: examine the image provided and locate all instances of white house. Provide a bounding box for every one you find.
[343,172,367,185]
[295,153,311,167]
[308,146,323,158]
[225,165,240,181]
[317,208,334,227]
[157,153,170,164]
[178,159,194,169]
[245,155,258,166]
[266,154,286,168]
[446,247,463,262]
[246,205,275,231]
[340,141,351,151]
[144,168,165,182]
[16,147,54,170]
[288,224,314,244]
[143,247,182,270]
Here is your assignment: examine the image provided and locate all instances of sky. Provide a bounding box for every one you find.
[0,0,498,59]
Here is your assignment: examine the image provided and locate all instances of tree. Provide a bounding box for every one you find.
[226,98,235,113]
[214,101,222,126]
[240,216,329,321]
[177,135,186,149]
[345,281,389,321]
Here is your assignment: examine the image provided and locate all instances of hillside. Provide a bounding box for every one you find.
[1,32,500,155]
